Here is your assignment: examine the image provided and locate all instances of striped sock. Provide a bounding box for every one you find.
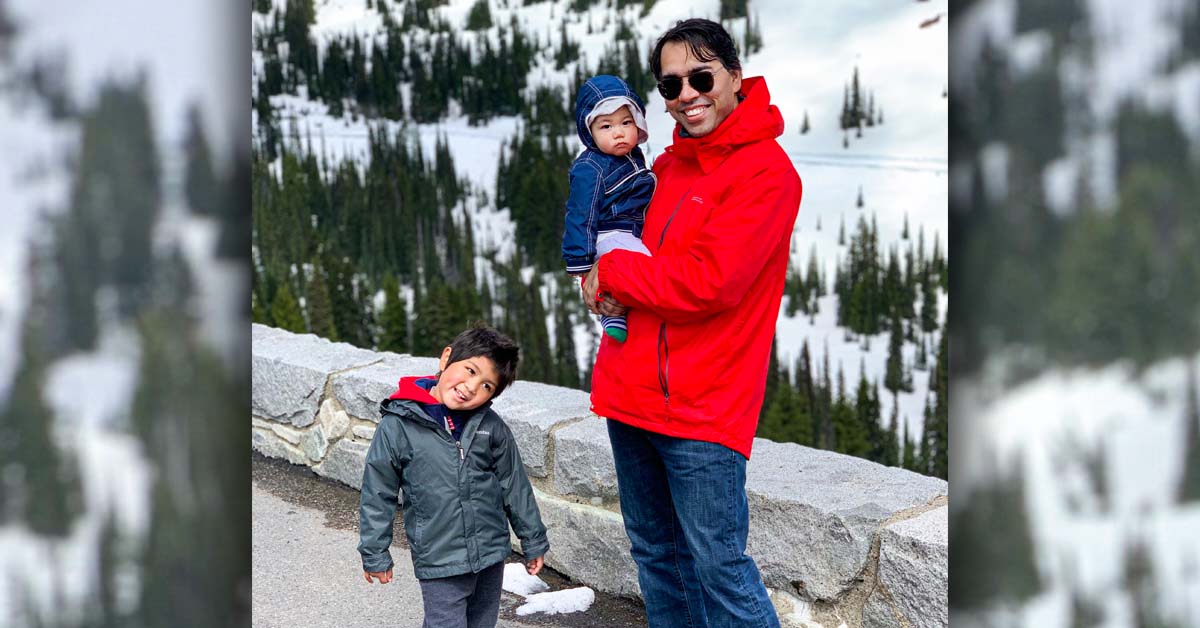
[601,315,627,343]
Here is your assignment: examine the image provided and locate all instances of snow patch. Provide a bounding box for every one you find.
[501,562,550,597]
[514,587,595,616]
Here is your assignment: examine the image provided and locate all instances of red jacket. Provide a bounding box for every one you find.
[591,76,802,459]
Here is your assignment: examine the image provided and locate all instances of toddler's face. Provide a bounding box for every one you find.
[433,351,500,411]
[589,106,637,157]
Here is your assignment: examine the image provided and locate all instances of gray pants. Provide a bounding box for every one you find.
[418,560,506,628]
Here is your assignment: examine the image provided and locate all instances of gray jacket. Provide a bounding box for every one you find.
[358,396,549,580]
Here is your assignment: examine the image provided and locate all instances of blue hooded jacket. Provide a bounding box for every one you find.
[562,75,657,274]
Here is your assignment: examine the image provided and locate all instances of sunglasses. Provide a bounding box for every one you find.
[656,67,726,100]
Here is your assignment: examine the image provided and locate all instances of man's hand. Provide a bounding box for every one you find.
[363,568,393,584]
[525,555,544,576]
[582,265,628,317]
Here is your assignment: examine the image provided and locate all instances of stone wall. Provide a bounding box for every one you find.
[251,325,947,628]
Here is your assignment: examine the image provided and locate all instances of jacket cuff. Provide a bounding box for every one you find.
[520,534,549,560]
[596,255,616,297]
[361,551,394,573]
[563,255,595,274]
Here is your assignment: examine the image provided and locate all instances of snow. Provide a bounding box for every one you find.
[500,562,593,617]
[43,326,141,429]
[7,1,243,166]
[515,586,595,616]
[501,562,550,597]
[0,427,153,621]
[960,356,1200,626]
[1,1,247,621]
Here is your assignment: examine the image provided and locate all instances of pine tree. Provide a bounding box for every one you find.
[921,266,940,333]
[466,0,492,30]
[305,262,338,341]
[883,400,900,467]
[552,280,580,389]
[927,332,949,479]
[949,463,1042,611]
[0,321,82,537]
[838,214,846,246]
[853,366,881,461]
[901,420,916,471]
[1177,360,1200,503]
[377,275,410,354]
[856,185,864,208]
[130,311,250,628]
[833,366,868,457]
[902,212,910,240]
[800,110,810,134]
[74,80,161,318]
[850,67,862,127]
[183,105,218,216]
[270,281,306,334]
[885,313,906,394]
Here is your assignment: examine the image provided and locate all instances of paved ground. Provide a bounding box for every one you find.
[252,453,647,628]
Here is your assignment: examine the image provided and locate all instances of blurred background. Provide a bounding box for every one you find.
[950,0,1200,625]
[0,1,249,626]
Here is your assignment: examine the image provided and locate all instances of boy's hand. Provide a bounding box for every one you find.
[525,556,544,576]
[363,568,393,584]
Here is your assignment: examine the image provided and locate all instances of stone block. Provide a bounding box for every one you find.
[252,428,308,466]
[317,398,351,440]
[746,439,947,602]
[315,439,371,491]
[552,417,618,502]
[330,354,438,423]
[491,381,592,478]
[863,506,948,628]
[252,325,382,428]
[301,424,328,462]
[530,491,640,599]
[253,417,304,445]
[351,425,377,440]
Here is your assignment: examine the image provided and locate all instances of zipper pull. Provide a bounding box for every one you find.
[457,441,465,461]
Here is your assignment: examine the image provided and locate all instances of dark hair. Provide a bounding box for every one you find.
[443,324,520,398]
[649,18,741,81]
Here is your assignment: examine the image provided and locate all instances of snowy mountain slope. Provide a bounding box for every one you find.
[256,0,949,443]
[952,0,1200,625]
[1,2,247,621]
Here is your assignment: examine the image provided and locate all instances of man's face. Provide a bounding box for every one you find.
[589,105,637,157]
[659,41,741,138]
[433,349,500,411]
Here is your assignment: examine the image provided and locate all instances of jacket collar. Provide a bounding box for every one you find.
[666,76,785,174]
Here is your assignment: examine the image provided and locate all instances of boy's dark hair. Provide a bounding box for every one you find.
[649,18,741,81]
[444,324,520,398]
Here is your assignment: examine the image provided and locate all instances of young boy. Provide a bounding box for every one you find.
[562,74,656,343]
[358,325,548,628]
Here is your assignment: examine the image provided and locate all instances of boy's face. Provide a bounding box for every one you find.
[433,348,501,411]
[589,105,637,157]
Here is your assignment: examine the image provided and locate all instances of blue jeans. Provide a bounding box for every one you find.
[606,419,781,628]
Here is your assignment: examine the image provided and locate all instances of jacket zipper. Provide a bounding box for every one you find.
[654,186,691,410]
[658,323,669,409]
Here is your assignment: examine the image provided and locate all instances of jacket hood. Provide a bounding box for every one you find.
[668,76,785,173]
[388,376,439,403]
[575,75,649,150]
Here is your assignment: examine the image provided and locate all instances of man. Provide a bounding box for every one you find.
[581,18,802,628]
